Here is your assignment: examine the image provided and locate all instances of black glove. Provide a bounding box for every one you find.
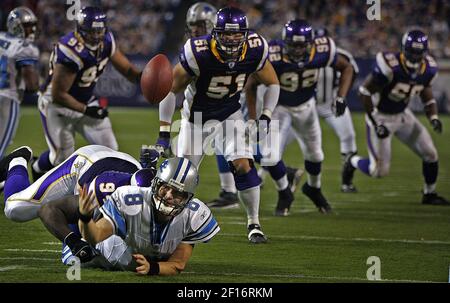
[155,131,173,158]
[64,232,95,263]
[333,96,347,117]
[256,114,271,142]
[431,119,442,134]
[140,145,160,169]
[375,124,390,139]
[84,106,108,119]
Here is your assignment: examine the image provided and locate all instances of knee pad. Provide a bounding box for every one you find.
[305,150,324,163]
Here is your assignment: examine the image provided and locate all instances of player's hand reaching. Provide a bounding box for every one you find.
[134,254,150,275]
[78,184,98,222]
[333,96,347,117]
[375,124,390,139]
[256,114,271,142]
[431,119,442,134]
[84,105,108,119]
[139,145,160,169]
[155,131,173,158]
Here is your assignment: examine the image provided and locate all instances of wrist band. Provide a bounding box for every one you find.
[359,86,371,97]
[425,99,436,106]
[160,125,171,132]
[77,208,92,223]
[429,114,439,121]
[262,109,272,119]
[147,261,160,276]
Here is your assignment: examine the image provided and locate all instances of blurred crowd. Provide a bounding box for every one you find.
[1,0,450,59]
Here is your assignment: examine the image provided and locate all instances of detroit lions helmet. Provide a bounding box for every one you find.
[212,7,249,62]
[7,6,38,42]
[151,157,199,217]
[401,29,428,73]
[76,6,107,51]
[282,19,314,64]
[186,2,217,37]
[130,168,156,188]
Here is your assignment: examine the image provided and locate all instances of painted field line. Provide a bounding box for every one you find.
[0,265,25,272]
[4,249,60,253]
[42,242,61,246]
[184,271,438,283]
[0,257,55,261]
[218,233,450,245]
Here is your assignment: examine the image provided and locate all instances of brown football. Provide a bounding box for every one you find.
[140,54,173,104]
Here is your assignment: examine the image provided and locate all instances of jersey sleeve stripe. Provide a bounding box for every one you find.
[183,40,200,76]
[337,47,359,74]
[15,58,38,66]
[182,223,220,243]
[100,199,127,238]
[109,31,117,57]
[375,52,393,81]
[327,38,337,67]
[256,36,269,71]
[183,214,219,241]
[57,43,84,69]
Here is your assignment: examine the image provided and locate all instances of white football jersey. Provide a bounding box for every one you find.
[100,185,220,260]
[0,32,39,102]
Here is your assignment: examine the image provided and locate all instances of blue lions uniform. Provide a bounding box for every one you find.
[268,36,337,106]
[371,52,438,114]
[179,32,268,122]
[41,31,116,103]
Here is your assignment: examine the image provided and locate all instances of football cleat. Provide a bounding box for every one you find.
[422,192,450,206]
[301,182,332,214]
[342,153,357,193]
[0,146,32,182]
[208,190,240,209]
[274,187,294,217]
[286,166,303,193]
[247,224,267,244]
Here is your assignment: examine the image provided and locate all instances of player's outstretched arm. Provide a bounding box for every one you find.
[253,60,280,119]
[78,185,113,244]
[110,49,142,83]
[51,64,86,113]
[134,243,194,276]
[421,87,442,133]
[335,54,354,100]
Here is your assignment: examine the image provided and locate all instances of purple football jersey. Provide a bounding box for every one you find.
[371,52,438,114]
[269,36,337,106]
[42,31,116,103]
[91,171,133,205]
[179,32,268,122]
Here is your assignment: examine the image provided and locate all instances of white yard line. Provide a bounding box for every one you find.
[218,233,450,245]
[184,271,439,283]
[0,265,24,272]
[0,257,55,261]
[42,242,61,246]
[4,249,60,253]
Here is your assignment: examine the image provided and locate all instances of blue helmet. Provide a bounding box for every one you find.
[401,29,428,73]
[212,7,249,62]
[76,6,107,50]
[7,6,38,42]
[130,168,156,188]
[282,19,314,64]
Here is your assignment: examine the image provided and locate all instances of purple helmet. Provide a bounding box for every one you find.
[76,6,107,50]
[282,19,314,64]
[212,7,249,62]
[130,168,156,188]
[401,29,428,73]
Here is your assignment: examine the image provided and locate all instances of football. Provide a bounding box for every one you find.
[140,54,173,104]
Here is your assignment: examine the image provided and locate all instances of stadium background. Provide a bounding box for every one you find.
[1,0,450,111]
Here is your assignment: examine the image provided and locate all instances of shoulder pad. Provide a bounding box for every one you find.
[110,186,144,217]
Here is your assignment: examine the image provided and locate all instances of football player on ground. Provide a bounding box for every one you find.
[314,28,360,193]
[248,19,354,215]
[0,7,39,160]
[46,157,220,276]
[31,6,142,180]
[156,7,280,243]
[0,144,157,223]
[345,29,449,206]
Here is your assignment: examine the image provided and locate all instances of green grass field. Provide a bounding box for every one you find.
[0,107,449,283]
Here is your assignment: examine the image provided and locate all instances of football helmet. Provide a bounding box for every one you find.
[282,19,314,64]
[401,29,428,74]
[186,2,217,37]
[76,6,107,51]
[151,158,199,217]
[7,6,38,42]
[212,7,249,62]
[130,168,156,188]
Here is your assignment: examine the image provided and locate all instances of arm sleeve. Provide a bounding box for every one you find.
[262,84,280,116]
[182,201,220,244]
[256,35,269,71]
[55,43,83,72]
[159,91,176,123]
[371,52,392,86]
[15,44,39,67]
